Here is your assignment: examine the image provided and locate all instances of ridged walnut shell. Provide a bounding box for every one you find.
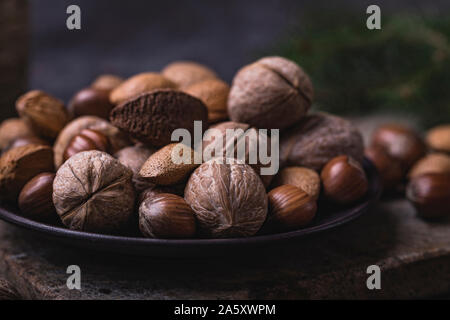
[228,56,313,130]
[53,151,135,233]
[184,159,268,238]
[110,72,176,105]
[110,89,208,147]
[162,61,217,88]
[53,116,131,168]
[280,112,364,171]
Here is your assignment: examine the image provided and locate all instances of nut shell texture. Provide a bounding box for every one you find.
[53,151,135,233]
[228,56,313,130]
[110,89,208,147]
[426,125,450,153]
[280,112,364,171]
[162,61,217,88]
[184,159,268,238]
[0,118,35,150]
[272,167,320,200]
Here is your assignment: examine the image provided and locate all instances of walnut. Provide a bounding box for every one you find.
[184,159,268,238]
[53,151,135,233]
[280,112,364,171]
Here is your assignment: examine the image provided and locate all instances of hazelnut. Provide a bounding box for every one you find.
[53,151,135,233]
[161,61,217,88]
[271,167,320,200]
[68,88,114,120]
[228,56,313,130]
[110,89,208,147]
[408,153,450,179]
[184,78,230,123]
[406,173,450,219]
[138,184,185,204]
[18,172,57,222]
[53,116,131,169]
[0,118,35,150]
[184,159,268,238]
[364,146,404,191]
[63,129,109,162]
[267,185,317,231]
[109,72,176,105]
[15,90,69,139]
[321,155,369,205]
[280,113,364,171]
[0,144,54,202]
[139,143,199,185]
[139,193,196,238]
[426,125,450,154]
[91,74,124,91]
[371,124,426,170]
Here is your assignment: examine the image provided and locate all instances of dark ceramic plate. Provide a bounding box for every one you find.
[0,158,381,257]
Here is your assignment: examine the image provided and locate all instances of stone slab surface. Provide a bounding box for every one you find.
[0,198,449,300]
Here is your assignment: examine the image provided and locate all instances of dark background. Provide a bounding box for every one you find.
[28,0,449,102]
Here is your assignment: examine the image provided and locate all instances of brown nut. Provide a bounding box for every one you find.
[202,121,274,187]
[406,173,450,219]
[184,79,230,123]
[184,159,268,238]
[6,136,49,152]
[63,129,109,162]
[110,89,208,147]
[15,90,69,139]
[321,155,369,205]
[162,61,217,88]
[139,143,199,185]
[371,124,426,171]
[280,113,364,171]
[228,56,313,130]
[408,153,450,179]
[271,167,320,200]
[68,88,114,120]
[139,193,196,238]
[138,184,185,204]
[53,151,135,233]
[364,146,404,191]
[109,72,176,105]
[18,172,56,222]
[91,74,124,91]
[54,116,131,168]
[0,118,35,150]
[426,125,450,154]
[267,185,317,231]
[0,144,54,202]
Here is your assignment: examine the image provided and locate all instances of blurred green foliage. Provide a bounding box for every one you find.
[275,12,450,127]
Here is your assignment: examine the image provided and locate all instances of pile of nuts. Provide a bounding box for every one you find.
[1,56,391,240]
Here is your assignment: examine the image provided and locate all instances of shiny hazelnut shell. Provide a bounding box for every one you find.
[364,146,404,191]
[268,185,317,231]
[321,155,369,205]
[18,172,56,221]
[63,129,109,162]
[68,88,114,120]
[406,173,450,219]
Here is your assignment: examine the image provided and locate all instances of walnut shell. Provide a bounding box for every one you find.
[280,112,364,171]
[110,72,176,105]
[53,151,135,233]
[228,56,313,130]
[184,79,230,123]
[110,89,208,147]
[16,90,69,139]
[0,144,54,202]
[184,159,268,238]
[0,118,35,150]
[53,116,131,169]
[162,61,217,88]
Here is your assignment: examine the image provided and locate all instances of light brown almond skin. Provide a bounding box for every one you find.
[139,143,199,186]
[109,72,176,105]
[271,167,320,200]
[184,79,230,123]
[91,74,124,91]
[426,125,450,154]
[0,118,36,150]
[162,61,217,88]
[408,153,450,179]
[16,90,69,140]
[0,144,54,202]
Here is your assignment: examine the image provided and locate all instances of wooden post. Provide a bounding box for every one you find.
[0,0,28,120]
